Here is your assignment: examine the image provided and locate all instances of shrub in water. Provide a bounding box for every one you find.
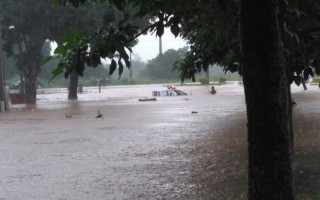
[198,77,209,85]
[219,77,226,83]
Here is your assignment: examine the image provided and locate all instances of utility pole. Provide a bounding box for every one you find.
[129,52,132,79]
[159,36,163,55]
[0,19,7,111]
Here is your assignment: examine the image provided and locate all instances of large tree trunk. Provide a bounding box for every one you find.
[240,0,294,199]
[278,0,294,155]
[68,69,78,100]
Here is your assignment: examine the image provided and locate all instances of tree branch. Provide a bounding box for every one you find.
[126,23,157,43]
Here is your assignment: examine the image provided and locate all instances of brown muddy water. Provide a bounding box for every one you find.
[0,83,319,199]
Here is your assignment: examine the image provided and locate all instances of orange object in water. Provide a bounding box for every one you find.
[167,85,176,89]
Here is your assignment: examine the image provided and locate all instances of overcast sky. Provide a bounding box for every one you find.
[132,28,187,62]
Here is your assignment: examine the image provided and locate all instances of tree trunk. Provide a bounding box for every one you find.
[300,76,307,90]
[240,0,294,199]
[288,86,294,154]
[68,69,78,100]
[24,62,38,104]
[206,68,209,84]
[278,0,294,155]
[18,42,25,93]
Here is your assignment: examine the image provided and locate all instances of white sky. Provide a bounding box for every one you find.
[51,28,187,63]
[132,28,187,62]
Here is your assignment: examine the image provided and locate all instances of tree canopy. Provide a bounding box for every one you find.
[0,0,114,103]
[140,47,188,80]
[51,0,320,83]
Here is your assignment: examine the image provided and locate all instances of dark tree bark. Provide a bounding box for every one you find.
[18,42,25,93]
[68,69,79,100]
[18,38,42,105]
[240,0,294,199]
[206,68,210,84]
[278,0,294,154]
[24,61,38,104]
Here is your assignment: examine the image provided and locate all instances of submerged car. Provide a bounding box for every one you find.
[152,89,187,96]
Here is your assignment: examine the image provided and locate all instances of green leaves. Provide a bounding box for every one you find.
[50,62,68,81]
[60,28,84,43]
[42,55,54,65]
[53,28,84,55]
[50,18,138,79]
[168,16,181,37]
[118,59,124,78]
[85,53,101,67]
[170,24,180,37]
[109,59,117,76]
[156,21,164,37]
[54,45,69,55]
[109,0,126,11]
[284,22,299,43]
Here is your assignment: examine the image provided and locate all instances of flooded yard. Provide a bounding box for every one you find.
[0,83,319,199]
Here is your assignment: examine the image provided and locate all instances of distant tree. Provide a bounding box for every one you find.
[3,53,19,81]
[131,60,146,78]
[119,54,146,79]
[140,47,187,80]
[0,0,111,102]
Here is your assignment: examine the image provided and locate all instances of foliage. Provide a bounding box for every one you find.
[176,1,240,82]
[282,0,320,85]
[218,76,226,83]
[140,47,187,80]
[198,77,209,85]
[122,58,146,78]
[47,1,150,80]
[3,53,19,80]
[45,0,320,86]
[0,0,110,102]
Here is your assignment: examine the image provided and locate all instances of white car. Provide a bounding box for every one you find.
[152,89,187,96]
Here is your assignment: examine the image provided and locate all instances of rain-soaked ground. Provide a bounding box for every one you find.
[0,82,319,200]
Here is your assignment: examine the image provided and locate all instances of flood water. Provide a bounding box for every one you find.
[0,82,319,199]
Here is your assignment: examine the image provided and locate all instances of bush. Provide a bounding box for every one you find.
[121,77,129,84]
[218,76,226,83]
[80,76,99,86]
[311,76,319,83]
[198,76,209,85]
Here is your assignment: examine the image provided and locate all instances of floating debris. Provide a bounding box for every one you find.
[292,101,297,108]
[138,97,157,102]
[96,109,103,119]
